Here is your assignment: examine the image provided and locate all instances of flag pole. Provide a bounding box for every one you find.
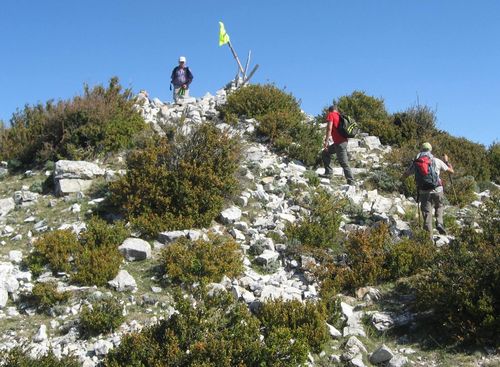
[226,41,245,76]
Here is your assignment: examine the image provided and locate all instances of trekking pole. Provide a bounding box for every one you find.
[448,172,458,204]
[416,192,421,227]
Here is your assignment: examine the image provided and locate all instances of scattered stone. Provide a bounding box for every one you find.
[118,238,152,261]
[370,344,394,364]
[157,230,187,245]
[0,288,7,308]
[388,355,409,367]
[219,206,242,224]
[94,340,114,356]
[9,250,22,264]
[0,198,15,217]
[108,270,137,292]
[326,322,342,339]
[33,324,48,342]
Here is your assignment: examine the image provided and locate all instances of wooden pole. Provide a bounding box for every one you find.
[227,41,245,76]
[243,50,251,79]
[241,64,259,86]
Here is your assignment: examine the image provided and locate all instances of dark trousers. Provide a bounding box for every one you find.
[322,142,354,184]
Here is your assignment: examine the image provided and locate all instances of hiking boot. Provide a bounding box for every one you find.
[436,225,447,235]
[319,173,332,179]
[347,180,355,186]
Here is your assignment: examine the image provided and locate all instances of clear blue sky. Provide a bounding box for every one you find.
[1,1,499,146]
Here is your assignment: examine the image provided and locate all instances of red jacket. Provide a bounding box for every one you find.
[327,111,347,144]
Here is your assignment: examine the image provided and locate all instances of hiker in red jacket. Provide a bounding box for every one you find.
[402,142,454,235]
[321,105,355,185]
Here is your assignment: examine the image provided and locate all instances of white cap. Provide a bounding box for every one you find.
[179,56,186,63]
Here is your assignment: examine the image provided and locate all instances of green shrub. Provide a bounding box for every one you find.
[28,230,79,275]
[0,77,145,166]
[160,235,243,285]
[104,291,315,367]
[385,230,436,279]
[412,193,500,345]
[22,281,70,313]
[109,123,241,238]
[71,217,127,286]
[285,188,345,250]
[220,84,322,167]
[26,218,127,286]
[488,142,500,183]
[219,84,303,121]
[0,347,80,367]
[80,298,125,338]
[256,299,329,353]
[444,175,476,207]
[334,90,390,125]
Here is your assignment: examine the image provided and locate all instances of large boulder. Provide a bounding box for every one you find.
[56,179,94,195]
[118,238,152,261]
[0,198,15,217]
[54,160,104,196]
[54,160,105,179]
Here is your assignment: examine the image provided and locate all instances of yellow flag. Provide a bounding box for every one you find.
[219,21,230,46]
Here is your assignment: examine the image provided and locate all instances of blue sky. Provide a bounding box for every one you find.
[1,0,499,146]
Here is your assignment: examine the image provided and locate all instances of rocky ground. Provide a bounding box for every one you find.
[0,88,498,366]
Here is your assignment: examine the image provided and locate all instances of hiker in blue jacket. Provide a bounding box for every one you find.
[170,56,193,103]
[402,142,454,236]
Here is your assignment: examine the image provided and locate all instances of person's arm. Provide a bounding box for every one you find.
[442,154,454,174]
[186,67,193,86]
[324,119,332,150]
[401,165,413,181]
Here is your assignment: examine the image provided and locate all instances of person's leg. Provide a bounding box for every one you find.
[173,87,180,103]
[321,144,335,175]
[420,192,433,233]
[335,142,355,184]
[434,191,446,234]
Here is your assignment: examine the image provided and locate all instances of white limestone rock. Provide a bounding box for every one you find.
[108,270,137,292]
[0,198,15,217]
[54,160,105,179]
[119,238,152,261]
[56,179,93,195]
[157,230,187,245]
[9,250,23,264]
[94,340,114,356]
[219,206,242,224]
[33,324,48,342]
[0,288,7,308]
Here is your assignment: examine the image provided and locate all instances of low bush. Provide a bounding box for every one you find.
[0,347,80,367]
[219,84,303,122]
[26,218,127,286]
[310,224,435,295]
[444,175,477,207]
[334,90,390,125]
[412,193,500,345]
[22,281,70,313]
[220,84,323,167]
[285,188,345,251]
[80,298,125,338]
[109,122,241,238]
[488,142,500,183]
[71,217,127,286]
[256,299,329,353]
[160,235,243,285]
[385,230,436,279]
[28,229,80,275]
[103,291,317,367]
[0,77,145,167]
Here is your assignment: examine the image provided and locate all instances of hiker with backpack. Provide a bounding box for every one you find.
[321,105,355,185]
[402,142,454,236]
[170,56,193,103]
